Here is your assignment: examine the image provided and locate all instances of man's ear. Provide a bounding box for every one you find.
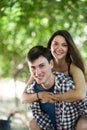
[50,60,54,69]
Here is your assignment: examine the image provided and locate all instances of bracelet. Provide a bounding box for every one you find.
[36,93,39,100]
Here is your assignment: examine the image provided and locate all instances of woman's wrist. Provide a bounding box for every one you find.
[36,92,39,100]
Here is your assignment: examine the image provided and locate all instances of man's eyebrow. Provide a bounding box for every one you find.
[30,63,45,67]
[40,63,45,65]
[39,62,46,66]
[31,65,35,68]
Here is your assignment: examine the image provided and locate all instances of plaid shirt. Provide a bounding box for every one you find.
[27,72,87,130]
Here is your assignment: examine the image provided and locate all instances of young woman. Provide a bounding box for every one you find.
[46,30,86,101]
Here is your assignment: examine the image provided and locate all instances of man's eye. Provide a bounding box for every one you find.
[39,64,45,68]
[31,67,35,70]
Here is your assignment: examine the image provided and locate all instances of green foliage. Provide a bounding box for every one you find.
[0,0,87,79]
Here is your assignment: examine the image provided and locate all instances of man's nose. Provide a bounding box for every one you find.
[35,68,41,76]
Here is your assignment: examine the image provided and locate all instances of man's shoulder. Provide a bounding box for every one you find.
[54,72,65,77]
[27,80,36,93]
[54,72,71,78]
[54,72,73,82]
[54,72,75,91]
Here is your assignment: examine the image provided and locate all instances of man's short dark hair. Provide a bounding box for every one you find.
[27,45,53,63]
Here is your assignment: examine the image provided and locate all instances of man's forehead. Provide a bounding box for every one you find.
[28,56,48,66]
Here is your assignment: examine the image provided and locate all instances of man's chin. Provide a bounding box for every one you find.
[36,80,43,84]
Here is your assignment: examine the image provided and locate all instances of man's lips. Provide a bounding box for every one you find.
[36,76,43,80]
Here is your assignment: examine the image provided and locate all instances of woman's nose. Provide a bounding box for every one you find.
[56,45,62,50]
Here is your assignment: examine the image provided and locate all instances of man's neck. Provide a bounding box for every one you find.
[41,74,55,89]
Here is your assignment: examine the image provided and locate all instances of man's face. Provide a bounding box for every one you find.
[28,56,53,85]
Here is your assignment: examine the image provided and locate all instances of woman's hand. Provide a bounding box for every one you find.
[38,92,57,103]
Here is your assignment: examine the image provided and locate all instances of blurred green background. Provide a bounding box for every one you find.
[0,0,87,129]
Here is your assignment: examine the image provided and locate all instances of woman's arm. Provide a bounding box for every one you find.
[22,64,86,103]
[22,90,56,104]
[55,63,86,102]
[26,75,34,87]
[21,75,35,103]
[21,75,56,104]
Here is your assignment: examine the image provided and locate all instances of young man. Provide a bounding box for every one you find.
[22,45,87,130]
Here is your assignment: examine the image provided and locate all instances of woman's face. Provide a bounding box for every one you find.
[50,35,68,61]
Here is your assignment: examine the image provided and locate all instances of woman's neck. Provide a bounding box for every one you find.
[53,59,69,74]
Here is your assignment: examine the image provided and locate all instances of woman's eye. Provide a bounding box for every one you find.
[62,43,68,47]
[52,42,58,46]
